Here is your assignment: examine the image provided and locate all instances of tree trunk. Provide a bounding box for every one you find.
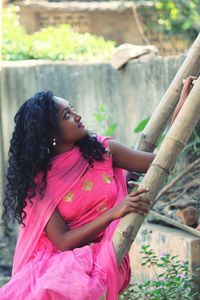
[113,75,200,265]
[136,33,200,152]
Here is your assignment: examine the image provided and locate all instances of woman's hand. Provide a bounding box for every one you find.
[171,76,197,124]
[180,76,197,103]
[108,188,151,221]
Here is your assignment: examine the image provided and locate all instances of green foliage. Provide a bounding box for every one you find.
[93,104,118,136]
[133,117,166,148]
[181,130,200,156]
[154,0,200,41]
[120,245,198,300]
[2,6,116,61]
[2,6,32,60]
[134,116,200,155]
[134,0,200,52]
[133,117,150,133]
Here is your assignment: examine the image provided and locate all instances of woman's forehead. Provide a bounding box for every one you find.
[53,96,70,108]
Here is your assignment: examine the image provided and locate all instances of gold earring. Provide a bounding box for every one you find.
[52,138,56,146]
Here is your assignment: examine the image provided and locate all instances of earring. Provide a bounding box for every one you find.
[52,138,56,146]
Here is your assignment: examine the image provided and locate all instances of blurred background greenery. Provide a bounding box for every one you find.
[2,6,116,61]
[2,1,200,61]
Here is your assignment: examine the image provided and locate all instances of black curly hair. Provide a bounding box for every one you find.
[1,91,106,227]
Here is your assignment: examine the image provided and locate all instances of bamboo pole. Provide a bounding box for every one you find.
[0,64,4,236]
[113,77,200,265]
[136,33,200,152]
[0,1,2,61]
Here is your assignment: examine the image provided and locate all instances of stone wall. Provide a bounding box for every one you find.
[0,56,185,223]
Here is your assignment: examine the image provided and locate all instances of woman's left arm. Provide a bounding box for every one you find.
[171,76,197,124]
[109,76,197,172]
[108,139,155,173]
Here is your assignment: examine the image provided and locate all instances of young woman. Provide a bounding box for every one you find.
[0,76,195,299]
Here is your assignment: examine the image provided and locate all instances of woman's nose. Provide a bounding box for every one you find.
[74,112,81,122]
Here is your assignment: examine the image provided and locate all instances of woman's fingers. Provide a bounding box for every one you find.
[127,198,151,208]
[129,206,149,215]
[183,76,198,90]
[119,189,152,217]
[177,76,198,106]
[129,188,149,197]
[127,181,139,189]
[183,75,197,83]
[125,197,151,210]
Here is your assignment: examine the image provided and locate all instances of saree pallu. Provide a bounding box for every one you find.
[0,136,131,299]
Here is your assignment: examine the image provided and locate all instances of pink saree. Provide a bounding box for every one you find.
[0,136,130,300]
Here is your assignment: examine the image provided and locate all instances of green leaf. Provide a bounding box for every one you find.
[99,104,107,113]
[133,117,150,133]
[156,133,166,147]
[104,123,118,136]
[93,112,104,122]
[182,20,193,30]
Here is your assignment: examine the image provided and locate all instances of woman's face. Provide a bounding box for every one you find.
[53,97,88,153]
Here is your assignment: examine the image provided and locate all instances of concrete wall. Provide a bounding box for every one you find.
[0,56,184,152]
[0,56,184,232]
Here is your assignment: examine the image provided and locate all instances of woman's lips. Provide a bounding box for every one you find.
[78,122,85,128]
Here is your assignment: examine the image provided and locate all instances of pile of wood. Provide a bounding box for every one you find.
[153,157,200,230]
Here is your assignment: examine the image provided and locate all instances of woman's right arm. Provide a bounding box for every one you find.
[44,188,151,251]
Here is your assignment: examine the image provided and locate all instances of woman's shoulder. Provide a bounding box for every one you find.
[97,135,112,151]
[96,135,113,163]
[97,135,108,143]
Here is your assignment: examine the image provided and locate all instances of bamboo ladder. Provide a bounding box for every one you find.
[112,33,200,266]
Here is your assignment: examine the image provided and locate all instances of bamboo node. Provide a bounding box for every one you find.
[151,163,170,175]
[165,136,185,147]
[141,133,146,138]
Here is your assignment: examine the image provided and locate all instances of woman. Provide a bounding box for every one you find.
[0,77,195,299]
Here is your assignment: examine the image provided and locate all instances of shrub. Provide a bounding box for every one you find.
[2,6,32,60]
[120,244,199,300]
[2,6,116,62]
[93,104,118,136]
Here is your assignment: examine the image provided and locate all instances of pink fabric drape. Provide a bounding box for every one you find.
[1,136,130,299]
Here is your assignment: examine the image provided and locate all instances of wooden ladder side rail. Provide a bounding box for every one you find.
[113,76,200,266]
[136,33,200,153]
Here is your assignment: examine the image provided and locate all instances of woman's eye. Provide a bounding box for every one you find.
[64,112,70,119]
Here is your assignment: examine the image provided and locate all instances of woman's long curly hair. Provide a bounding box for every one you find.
[1,91,106,227]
